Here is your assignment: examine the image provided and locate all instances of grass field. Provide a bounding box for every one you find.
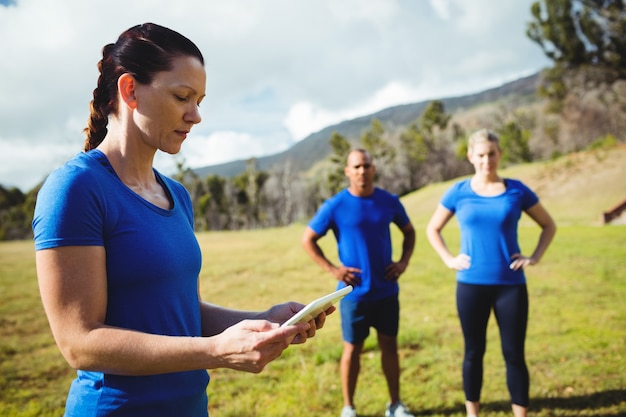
[1,147,625,416]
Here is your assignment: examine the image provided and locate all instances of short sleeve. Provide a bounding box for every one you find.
[391,195,410,227]
[308,199,335,236]
[32,165,105,250]
[440,181,463,213]
[517,180,539,210]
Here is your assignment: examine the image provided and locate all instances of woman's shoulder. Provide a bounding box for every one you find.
[439,179,471,209]
[504,178,533,192]
[504,178,539,207]
[41,152,102,190]
[446,178,472,193]
[504,178,524,186]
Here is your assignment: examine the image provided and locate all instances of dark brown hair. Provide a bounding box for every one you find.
[83,23,204,151]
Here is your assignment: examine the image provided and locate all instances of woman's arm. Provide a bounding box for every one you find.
[509,202,557,269]
[36,246,310,376]
[199,300,317,337]
[425,204,470,270]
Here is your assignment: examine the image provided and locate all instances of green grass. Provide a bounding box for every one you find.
[199,225,626,417]
[2,225,624,416]
[1,148,625,416]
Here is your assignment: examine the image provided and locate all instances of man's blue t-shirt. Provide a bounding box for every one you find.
[308,188,411,302]
[32,150,209,417]
[440,178,539,286]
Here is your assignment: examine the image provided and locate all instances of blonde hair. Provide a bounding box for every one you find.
[468,129,500,153]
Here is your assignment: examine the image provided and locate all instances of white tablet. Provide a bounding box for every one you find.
[281,286,353,327]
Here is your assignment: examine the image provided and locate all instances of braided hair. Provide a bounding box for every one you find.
[83,23,204,151]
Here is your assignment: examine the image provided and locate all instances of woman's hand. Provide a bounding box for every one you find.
[444,253,471,270]
[264,302,335,343]
[509,253,535,270]
[209,319,310,373]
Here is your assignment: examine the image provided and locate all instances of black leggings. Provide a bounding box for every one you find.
[456,282,529,407]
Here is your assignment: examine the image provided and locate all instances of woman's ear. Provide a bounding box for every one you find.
[118,73,138,110]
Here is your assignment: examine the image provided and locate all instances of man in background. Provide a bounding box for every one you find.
[301,149,416,417]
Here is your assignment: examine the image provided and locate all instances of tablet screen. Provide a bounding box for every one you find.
[281,286,353,326]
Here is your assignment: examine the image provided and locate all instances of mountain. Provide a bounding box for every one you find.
[193,72,541,178]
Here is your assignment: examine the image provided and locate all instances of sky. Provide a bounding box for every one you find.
[0,0,551,191]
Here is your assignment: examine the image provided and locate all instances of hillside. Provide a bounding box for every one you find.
[401,144,626,228]
[194,73,540,178]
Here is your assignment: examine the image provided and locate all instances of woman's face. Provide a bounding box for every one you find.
[132,55,206,155]
[467,140,501,176]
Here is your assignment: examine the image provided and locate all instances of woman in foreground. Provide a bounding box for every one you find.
[425,129,556,417]
[33,23,329,417]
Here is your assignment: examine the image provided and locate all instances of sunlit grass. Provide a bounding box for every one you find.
[199,224,625,416]
[1,224,624,416]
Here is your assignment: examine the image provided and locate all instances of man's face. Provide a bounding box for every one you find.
[345,151,376,190]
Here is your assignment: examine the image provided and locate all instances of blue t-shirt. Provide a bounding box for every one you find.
[32,150,209,417]
[308,188,411,301]
[440,178,539,286]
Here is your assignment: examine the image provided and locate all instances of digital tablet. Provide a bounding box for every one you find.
[281,286,353,327]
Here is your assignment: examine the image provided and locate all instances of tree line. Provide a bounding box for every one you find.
[1,0,624,240]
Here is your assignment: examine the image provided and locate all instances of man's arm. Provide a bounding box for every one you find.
[301,226,361,286]
[385,222,416,280]
[399,222,416,266]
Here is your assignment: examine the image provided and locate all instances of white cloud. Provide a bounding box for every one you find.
[283,81,431,141]
[429,0,452,21]
[183,131,286,167]
[283,102,336,141]
[153,130,294,177]
[0,138,76,190]
[328,0,399,27]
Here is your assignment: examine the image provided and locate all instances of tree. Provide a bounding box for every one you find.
[327,132,351,196]
[419,100,451,134]
[0,185,25,210]
[361,119,397,190]
[396,101,459,192]
[497,122,533,165]
[0,185,31,241]
[527,0,590,68]
[362,119,396,162]
[266,160,296,226]
[418,100,465,183]
[577,1,626,75]
[398,123,429,191]
[197,174,230,230]
[527,0,626,107]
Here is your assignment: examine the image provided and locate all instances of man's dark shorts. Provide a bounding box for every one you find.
[340,294,399,344]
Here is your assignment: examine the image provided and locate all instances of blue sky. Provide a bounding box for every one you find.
[0,0,550,191]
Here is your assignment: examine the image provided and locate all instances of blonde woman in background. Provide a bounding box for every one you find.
[426,129,556,417]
